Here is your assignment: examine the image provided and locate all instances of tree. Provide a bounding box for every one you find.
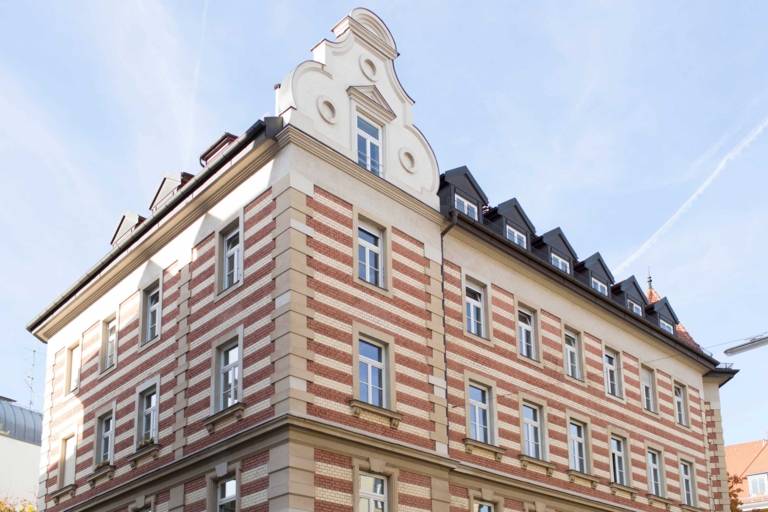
[0,499,36,512]
[729,473,744,512]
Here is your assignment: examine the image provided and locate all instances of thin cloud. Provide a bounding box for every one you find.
[616,113,768,274]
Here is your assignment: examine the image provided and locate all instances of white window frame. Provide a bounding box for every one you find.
[749,474,768,497]
[465,282,486,338]
[647,449,663,496]
[517,308,537,360]
[359,472,387,511]
[66,342,81,393]
[550,252,570,273]
[640,366,657,412]
[680,460,695,505]
[455,193,478,220]
[604,348,622,398]
[564,331,582,380]
[568,420,588,473]
[97,412,114,465]
[522,403,542,459]
[220,223,241,291]
[591,277,608,296]
[359,338,387,408]
[674,384,689,426]
[216,475,238,512]
[505,224,527,248]
[138,386,159,446]
[101,318,118,371]
[356,115,382,175]
[628,299,643,316]
[468,384,491,444]
[474,502,494,512]
[660,318,675,334]
[217,341,241,411]
[60,435,77,488]
[143,281,161,344]
[610,435,628,486]
[358,220,384,287]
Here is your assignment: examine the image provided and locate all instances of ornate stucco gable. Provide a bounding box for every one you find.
[275,7,440,209]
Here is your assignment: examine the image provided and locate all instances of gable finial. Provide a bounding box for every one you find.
[647,268,653,290]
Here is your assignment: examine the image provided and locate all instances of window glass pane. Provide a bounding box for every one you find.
[469,385,486,403]
[360,340,382,362]
[370,143,380,173]
[358,228,379,246]
[357,135,368,167]
[357,117,379,138]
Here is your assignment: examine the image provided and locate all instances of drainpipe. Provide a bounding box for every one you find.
[438,209,458,452]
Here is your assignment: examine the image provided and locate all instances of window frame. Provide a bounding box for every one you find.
[351,323,398,413]
[640,366,658,413]
[454,193,479,220]
[550,251,570,273]
[505,224,527,249]
[627,298,643,316]
[65,341,82,394]
[357,219,385,288]
[610,435,629,486]
[603,347,623,398]
[674,383,689,426]
[141,280,162,345]
[356,114,382,175]
[591,277,609,296]
[660,317,675,334]
[358,337,387,409]
[467,383,492,444]
[59,433,77,489]
[679,459,696,505]
[521,402,543,460]
[206,462,242,512]
[563,330,583,380]
[517,307,538,361]
[135,383,160,448]
[99,316,118,373]
[96,411,115,466]
[474,502,495,512]
[216,339,243,412]
[568,419,588,473]
[358,471,388,512]
[646,448,664,497]
[217,218,243,294]
[749,473,768,497]
[464,280,487,339]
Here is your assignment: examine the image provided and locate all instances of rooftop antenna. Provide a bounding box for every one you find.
[24,348,36,410]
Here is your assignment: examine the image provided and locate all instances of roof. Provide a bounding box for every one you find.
[0,398,42,445]
[726,440,768,478]
[534,227,578,260]
[441,166,489,205]
[495,198,536,233]
[576,252,615,283]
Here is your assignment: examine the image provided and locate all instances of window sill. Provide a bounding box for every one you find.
[518,454,555,476]
[127,441,161,468]
[349,399,402,428]
[646,493,676,508]
[463,438,506,461]
[203,402,246,433]
[215,279,243,302]
[354,276,393,298]
[464,329,494,347]
[605,392,626,404]
[518,353,544,369]
[50,484,77,504]
[680,504,704,512]
[566,469,600,489]
[98,364,117,380]
[88,463,115,488]
[137,335,161,353]
[609,482,638,500]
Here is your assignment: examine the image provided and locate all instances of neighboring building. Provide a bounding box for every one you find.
[0,396,43,504]
[26,8,738,512]
[725,440,768,511]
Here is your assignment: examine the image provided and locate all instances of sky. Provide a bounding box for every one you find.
[0,1,766,445]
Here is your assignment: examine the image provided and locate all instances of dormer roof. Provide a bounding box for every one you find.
[110,212,146,247]
[495,198,536,234]
[440,166,489,205]
[576,252,615,284]
[200,132,237,167]
[149,172,195,213]
[646,296,680,324]
[533,227,578,261]
[612,276,648,306]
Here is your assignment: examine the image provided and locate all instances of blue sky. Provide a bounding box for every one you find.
[1,1,766,444]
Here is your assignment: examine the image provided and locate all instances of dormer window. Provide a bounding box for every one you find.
[628,299,643,316]
[551,252,570,273]
[660,318,675,334]
[357,116,381,175]
[591,277,608,296]
[454,194,478,220]
[506,224,527,248]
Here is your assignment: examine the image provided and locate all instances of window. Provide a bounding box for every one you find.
[680,461,695,505]
[97,412,114,465]
[359,339,386,408]
[604,348,622,397]
[517,308,537,360]
[359,473,387,512]
[610,436,628,486]
[564,331,582,380]
[568,420,588,473]
[357,116,381,175]
[468,384,490,444]
[660,318,675,334]
[138,386,159,446]
[647,449,663,496]
[474,503,494,512]
[674,384,688,426]
[216,477,237,512]
[465,282,485,338]
[506,224,527,248]
[454,193,478,220]
[66,343,81,393]
[102,318,117,371]
[143,282,161,343]
[749,474,768,497]
[522,403,542,459]
[640,366,657,412]
[60,435,76,487]
[628,299,643,316]
[220,223,241,291]
[591,277,608,296]
[217,341,241,411]
[550,252,570,273]
[358,221,383,287]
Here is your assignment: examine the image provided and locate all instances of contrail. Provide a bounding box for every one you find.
[616,114,768,274]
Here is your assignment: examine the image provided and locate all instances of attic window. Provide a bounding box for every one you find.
[454,194,478,220]
[660,318,675,335]
[357,116,381,175]
[551,252,570,273]
[591,277,608,296]
[627,299,643,316]
[506,224,527,248]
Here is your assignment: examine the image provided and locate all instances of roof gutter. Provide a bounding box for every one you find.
[27,117,284,339]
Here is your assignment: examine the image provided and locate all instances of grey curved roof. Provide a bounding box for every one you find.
[0,398,42,445]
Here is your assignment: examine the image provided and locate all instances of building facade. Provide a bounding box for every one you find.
[28,8,737,512]
[0,396,43,504]
[725,440,768,511]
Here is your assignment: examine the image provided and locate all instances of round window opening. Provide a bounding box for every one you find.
[317,97,337,124]
[399,149,416,173]
[360,55,378,81]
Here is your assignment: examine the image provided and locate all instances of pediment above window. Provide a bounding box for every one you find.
[348,85,396,123]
